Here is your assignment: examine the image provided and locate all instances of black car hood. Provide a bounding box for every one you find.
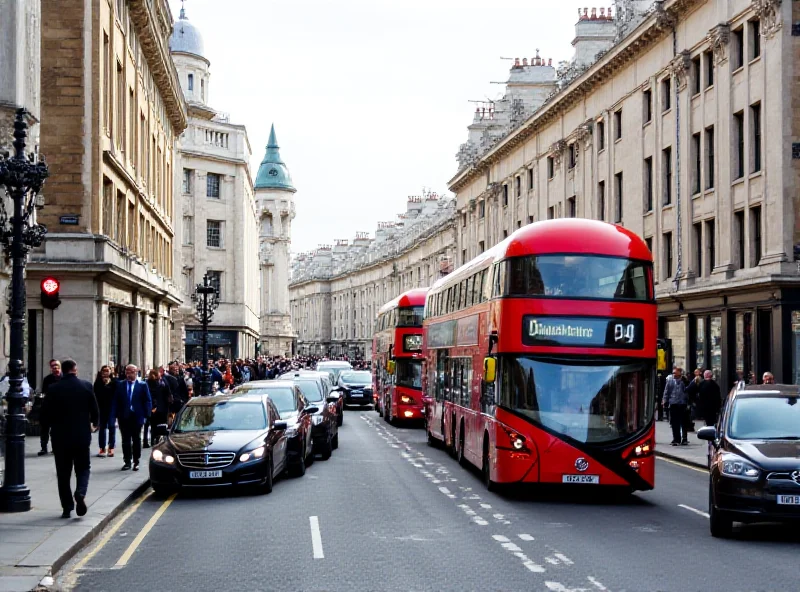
[729,440,800,470]
[166,430,266,453]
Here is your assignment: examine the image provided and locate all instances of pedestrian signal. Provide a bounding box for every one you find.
[40,277,61,310]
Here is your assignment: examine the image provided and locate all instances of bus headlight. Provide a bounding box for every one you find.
[400,395,414,404]
[633,440,652,456]
[512,437,525,450]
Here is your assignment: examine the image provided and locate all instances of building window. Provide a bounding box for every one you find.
[461,249,467,264]
[691,55,701,95]
[567,197,576,218]
[201,78,205,102]
[694,222,703,277]
[751,103,761,173]
[735,210,745,269]
[479,200,485,218]
[527,168,534,190]
[515,176,521,197]
[183,216,193,245]
[207,220,222,248]
[568,144,576,169]
[614,109,622,140]
[692,133,701,195]
[663,231,673,279]
[547,156,555,179]
[597,119,605,149]
[645,236,653,257]
[207,271,222,299]
[548,206,555,220]
[749,19,761,60]
[662,147,672,206]
[188,73,194,91]
[207,172,221,198]
[614,172,623,223]
[751,205,762,266]
[643,89,652,124]
[644,157,653,211]
[705,126,715,189]
[503,230,508,239]
[598,180,605,221]
[103,177,113,237]
[461,212,467,227]
[661,77,671,112]
[528,215,534,224]
[182,168,192,194]
[517,220,522,229]
[704,50,714,88]
[706,219,716,273]
[734,111,745,179]
[478,240,485,253]
[103,33,111,134]
[733,26,744,69]
[503,184,509,206]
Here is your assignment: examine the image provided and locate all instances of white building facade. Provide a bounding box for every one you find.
[170,7,260,362]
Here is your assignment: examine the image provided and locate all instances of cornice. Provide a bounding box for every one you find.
[707,23,731,65]
[128,0,187,133]
[448,0,704,193]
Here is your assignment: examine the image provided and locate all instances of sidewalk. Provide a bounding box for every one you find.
[0,432,149,592]
[654,419,709,469]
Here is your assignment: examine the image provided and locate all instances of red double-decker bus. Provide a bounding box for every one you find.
[372,288,428,424]
[423,219,656,491]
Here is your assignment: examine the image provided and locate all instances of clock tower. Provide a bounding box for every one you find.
[254,124,296,356]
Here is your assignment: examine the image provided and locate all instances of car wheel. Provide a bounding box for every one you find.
[709,485,733,538]
[332,432,339,450]
[482,436,497,492]
[320,433,333,460]
[458,421,468,468]
[290,446,306,478]
[259,456,274,494]
[337,409,343,427]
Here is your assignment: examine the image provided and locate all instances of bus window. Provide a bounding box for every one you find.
[480,269,489,302]
[461,358,473,407]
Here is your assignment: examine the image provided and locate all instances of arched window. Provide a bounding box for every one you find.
[188,73,194,91]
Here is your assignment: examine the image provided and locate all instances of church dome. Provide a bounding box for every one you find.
[255,125,296,192]
[169,6,205,59]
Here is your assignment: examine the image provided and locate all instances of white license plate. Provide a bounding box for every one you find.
[562,474,600,484]
[350,392,363,397]
[777,495,800,505]
[189,470,222,479]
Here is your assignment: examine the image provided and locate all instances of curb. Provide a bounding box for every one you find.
[654,450,708,471]
[48,478,151,578]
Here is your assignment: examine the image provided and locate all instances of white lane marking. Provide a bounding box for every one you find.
[518,533,534,541]
[472,516,489,526]
[438,486,451,495]
[309,516,324,559]
[480,503,492,509]
[545,583,589,592]
[545,556,560,565]
[554,552,574,565]
[522,559,546,573]
[587,576,608,590]
[492,534,510,542]
[678,503,710,518]
[501,542,522,552]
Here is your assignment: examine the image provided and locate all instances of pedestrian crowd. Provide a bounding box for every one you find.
[29,352,368,518]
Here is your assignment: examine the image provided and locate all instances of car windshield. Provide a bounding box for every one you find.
[294,380,324,403]
[396,360,423,390]
[728,396,800,439]
[235,387,296,415]
[499,356,655,443]
[175,401,266,432]
[318,364,351,382]
[340,371,371,385]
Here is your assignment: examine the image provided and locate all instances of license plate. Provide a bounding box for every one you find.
[562,474,600,484]
[350,392,363,397]
[777,495,800,505]
[189,470,222,479]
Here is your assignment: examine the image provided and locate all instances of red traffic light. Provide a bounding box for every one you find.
[41,277,60,295]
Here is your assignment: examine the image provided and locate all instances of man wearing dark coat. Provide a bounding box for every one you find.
[40,359,99,518]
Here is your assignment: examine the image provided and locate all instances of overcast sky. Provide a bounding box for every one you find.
[169,0,597,254]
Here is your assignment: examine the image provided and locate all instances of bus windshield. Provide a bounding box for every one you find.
[395,359,423,390]
[499,356,654,443]
[502,255,651,301]
[397,306,425,327]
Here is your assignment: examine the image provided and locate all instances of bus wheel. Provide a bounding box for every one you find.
[457,420,468,468]
[482,437,497,492]
[449,417,457,458]
[426,426,437,448]
[384,399,391,423]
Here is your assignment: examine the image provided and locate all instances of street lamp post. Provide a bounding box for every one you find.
[191,273,219,396]
[0,109,48,513]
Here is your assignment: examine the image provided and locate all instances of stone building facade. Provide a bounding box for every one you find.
[27,0,186,385]
[290,195,456,358]
[449,0,799,390]
[169,7,260,362]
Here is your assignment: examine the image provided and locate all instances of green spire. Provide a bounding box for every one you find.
[254,124,296,192]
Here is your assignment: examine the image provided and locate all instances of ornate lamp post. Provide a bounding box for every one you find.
[191,273,219,396]
[0,109,48,513]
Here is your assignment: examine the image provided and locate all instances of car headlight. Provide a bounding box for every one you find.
[239,446,266,463]
[720,454,760,480]
[312,415,324,426]
[151,449,175,464]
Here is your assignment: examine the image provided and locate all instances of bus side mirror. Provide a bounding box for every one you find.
[386,360,395,375]
[483,357,496,383]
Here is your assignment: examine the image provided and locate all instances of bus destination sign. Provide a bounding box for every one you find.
[521,316,644,349]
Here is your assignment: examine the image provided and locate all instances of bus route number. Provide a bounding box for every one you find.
[613,323,636,344]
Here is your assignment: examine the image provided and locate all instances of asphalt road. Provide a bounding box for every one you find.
[60,409,800,592]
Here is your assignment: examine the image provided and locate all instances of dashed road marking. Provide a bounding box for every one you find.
[310,516,325,559]
[678,503,710,518]
[492,534,510,542]
[587,576,609,590]
[518,533,534,541]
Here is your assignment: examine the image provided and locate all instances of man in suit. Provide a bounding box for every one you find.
[40,359,98,518]
[110,364,151,471]
[37,359,62,455]
[165,362,189,405]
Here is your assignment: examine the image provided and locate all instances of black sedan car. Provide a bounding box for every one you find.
[282,374,340,460]
[337,370,373,407]
[235,380,316,477]
[281,370,344,426]
[149,392,298,496]
[698,384,800,537]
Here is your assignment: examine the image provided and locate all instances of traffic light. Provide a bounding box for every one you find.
[40,277,61,310]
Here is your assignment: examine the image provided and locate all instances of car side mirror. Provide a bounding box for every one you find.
[273,420,288,431]
[696,425,717,442]
[305,406,319,415]
[326,396,339,404]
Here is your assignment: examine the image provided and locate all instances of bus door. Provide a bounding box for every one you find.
[431,349,448,440]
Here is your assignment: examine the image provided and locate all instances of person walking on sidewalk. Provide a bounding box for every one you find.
[37,359,62,456]
[93,365,117,458]
[146,368,172,444]
[663,367,690,446]
[111,364,151,472]
[40,359,99,519]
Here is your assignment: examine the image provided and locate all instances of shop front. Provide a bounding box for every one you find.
[185,329,239,362]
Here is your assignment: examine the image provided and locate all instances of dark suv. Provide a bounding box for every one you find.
[698,384,800,537]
